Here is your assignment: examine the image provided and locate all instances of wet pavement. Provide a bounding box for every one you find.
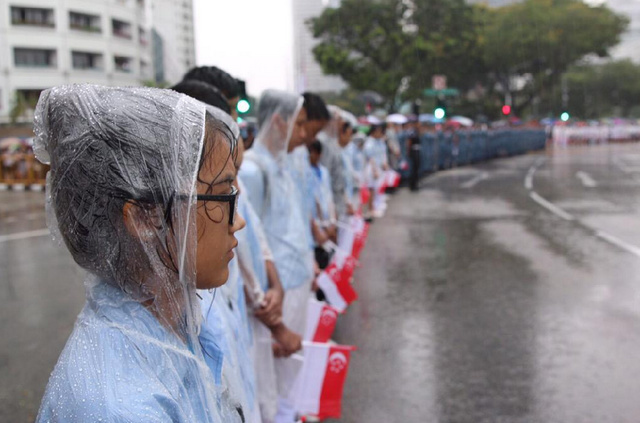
[4,144,640,422]
[333,144,640,423]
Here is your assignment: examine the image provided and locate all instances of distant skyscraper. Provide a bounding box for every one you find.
[0,0,153,122]
[292,0,346,93]
[150,0,196,84]
[0,0,196,122]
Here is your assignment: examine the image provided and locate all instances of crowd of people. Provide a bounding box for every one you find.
[33,66,401,423]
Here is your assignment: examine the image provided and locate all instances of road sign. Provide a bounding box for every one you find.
[432,75,447,91]
[424,88,459,97]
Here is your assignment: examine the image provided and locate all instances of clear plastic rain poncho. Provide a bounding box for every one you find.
[240,90,314,292]
[318,105,348,217]
[33,85,240,422]
[338,110,358,207]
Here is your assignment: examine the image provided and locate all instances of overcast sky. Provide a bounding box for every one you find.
[193,0,295,97]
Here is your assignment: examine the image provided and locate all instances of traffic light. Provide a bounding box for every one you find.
[502,105,511,116]
[236,79,251,115]
[560,111,570,122]
[434,97,447,120]
[237,99,250,114]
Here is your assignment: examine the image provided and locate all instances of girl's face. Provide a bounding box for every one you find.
[195,130,245,290]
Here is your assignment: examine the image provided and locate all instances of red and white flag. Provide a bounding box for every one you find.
[351,219,369,261]
[359,185,371,206]
[316,261,358,312]
[304,299,340,343]
[292,342,356,420]
[385,169,401,188]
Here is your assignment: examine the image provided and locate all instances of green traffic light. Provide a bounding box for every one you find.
[434,107,446,120]
[237,99,251,114]
[560,112,570,122]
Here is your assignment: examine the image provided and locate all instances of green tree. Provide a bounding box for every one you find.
[539,60,640,119]
[310,0,483,108]
[481,0,628,116]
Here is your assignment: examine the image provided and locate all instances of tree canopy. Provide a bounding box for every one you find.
[310,0,629,117]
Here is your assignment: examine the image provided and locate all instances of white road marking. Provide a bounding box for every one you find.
[575,171,598,188]
[0,229,50,243]
[526,156,640,259]
[524,157,545,190]
[524,169,535,190]
[529,192,575,221]
[460,172,488,189]
[595,231,640,258]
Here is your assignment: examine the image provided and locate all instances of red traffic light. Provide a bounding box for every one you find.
[502,105,512,116]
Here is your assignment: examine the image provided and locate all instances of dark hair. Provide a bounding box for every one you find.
[308,139,323,154]
[302,92,330,122]
[368,124,383,136]
[341,122,352,134]
[38,87,236,296]
[183,66,240,99]
[171,80,231,115]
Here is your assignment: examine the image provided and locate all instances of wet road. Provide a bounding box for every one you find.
[3,144,640,422]
[334,144,640,423]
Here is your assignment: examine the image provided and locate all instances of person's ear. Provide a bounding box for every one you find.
[123,201,159,242]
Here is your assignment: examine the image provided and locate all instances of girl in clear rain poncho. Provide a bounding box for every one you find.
[33,85,246,422]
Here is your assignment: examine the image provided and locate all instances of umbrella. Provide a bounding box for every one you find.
[449,116,473,127]
[367,115,382,125]
[386,113,408,124]
[359,90,384,105]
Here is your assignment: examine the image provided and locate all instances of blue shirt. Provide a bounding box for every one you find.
[240,144,314,291]
[38,278,223,423]
[310,163,333,222]
[364,136,388,169]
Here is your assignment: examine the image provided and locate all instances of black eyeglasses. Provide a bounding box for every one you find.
[196,186,239,225]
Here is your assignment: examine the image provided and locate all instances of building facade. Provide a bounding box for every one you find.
[0,0,196,122]
[150,0,195,85]
[292,0,346,94]
[0,0,155,121]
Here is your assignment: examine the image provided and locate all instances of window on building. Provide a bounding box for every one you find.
[14,48,57,68]
[139,27,148,45]
[114,56,133,72]
[112,19,132,39]
[11,7,54,27]
[140,60,150,77]
[16,89,44,108]
[72,51,103,70]
[69,11,101,32]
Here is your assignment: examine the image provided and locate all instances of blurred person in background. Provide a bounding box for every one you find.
[239,90,313,423]
[308,139,335,269]
[406,115,422,191]
[317,104,349,221]
[183,65,241,120]
[338,111,357,216]
[364,123,389,220]
[385,122,402,171]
